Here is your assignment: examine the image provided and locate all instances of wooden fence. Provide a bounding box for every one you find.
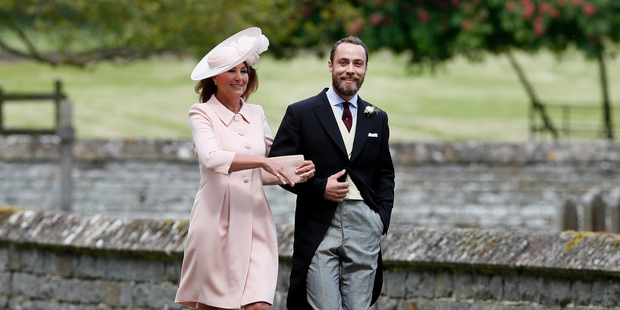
[530,102,619,140]
[0,80,74,211]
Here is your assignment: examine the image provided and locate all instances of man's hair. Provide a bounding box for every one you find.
[329,36,369,64]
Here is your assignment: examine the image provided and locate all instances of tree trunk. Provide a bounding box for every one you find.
[597,50,614,140]
[505,50,558,140]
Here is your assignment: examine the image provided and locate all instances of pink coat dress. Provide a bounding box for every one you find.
[175,95,278,309]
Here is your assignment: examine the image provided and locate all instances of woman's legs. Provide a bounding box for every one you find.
[196,302,270,310]
[244,302,270,310]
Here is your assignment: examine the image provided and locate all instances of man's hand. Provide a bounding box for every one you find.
[323,169,349,202]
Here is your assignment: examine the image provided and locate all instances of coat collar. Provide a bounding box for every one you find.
[206,94,250,125]
[326,86,359,109]
[313,88,370,161]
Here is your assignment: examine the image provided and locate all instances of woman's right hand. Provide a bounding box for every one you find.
[296,160,315,181]
[263,157,295,186]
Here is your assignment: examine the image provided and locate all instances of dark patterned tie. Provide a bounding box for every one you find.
[342,102,352,132]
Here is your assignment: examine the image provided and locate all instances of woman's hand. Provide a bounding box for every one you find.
[296,160,316,180]
[263,158,296,186]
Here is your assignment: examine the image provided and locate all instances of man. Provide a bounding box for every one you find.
[269,36,395,310]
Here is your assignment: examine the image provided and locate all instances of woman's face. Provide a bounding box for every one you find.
[213,63,249,100]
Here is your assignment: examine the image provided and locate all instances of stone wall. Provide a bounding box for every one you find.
[1,137,619,231]
[1,208,619,310]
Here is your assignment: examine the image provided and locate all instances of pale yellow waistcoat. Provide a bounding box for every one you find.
[330,104,363,200]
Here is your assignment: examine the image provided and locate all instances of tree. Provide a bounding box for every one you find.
[2,0,617,139]
[352,0,619,140]
[0,0,360,66]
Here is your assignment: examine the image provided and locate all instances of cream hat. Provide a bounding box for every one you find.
[190,27,269,81]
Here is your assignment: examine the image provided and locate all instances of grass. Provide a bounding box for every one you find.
[0,50,619,142]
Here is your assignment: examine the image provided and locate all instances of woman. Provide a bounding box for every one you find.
[175,27,315,310]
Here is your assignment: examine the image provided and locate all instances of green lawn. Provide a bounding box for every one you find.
[1,50,618,142]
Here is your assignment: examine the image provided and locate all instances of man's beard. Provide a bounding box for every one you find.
[332,74,364,97]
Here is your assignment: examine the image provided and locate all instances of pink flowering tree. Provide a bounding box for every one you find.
[350,0,619,139]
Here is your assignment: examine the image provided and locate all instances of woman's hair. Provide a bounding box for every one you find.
[195,63,258,103]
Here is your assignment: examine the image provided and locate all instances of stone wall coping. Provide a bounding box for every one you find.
[0,207,188,259]
[1,136,619,164]
[381,225,620,277]
[1,207,619,277]
[391,140,620,164]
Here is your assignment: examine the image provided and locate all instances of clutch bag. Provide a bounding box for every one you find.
[261,155,306,185]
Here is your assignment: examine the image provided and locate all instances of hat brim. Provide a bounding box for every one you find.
[190,27,263,81]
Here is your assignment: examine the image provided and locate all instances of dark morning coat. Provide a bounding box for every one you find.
[268,88,395,309]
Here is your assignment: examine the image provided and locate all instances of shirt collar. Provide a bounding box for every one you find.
[207,94,250,125]
[327,85,358,108]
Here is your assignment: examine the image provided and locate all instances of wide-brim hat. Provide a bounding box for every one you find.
[190,27,269,81]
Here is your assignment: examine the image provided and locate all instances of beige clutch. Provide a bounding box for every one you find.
[261,155,306,185]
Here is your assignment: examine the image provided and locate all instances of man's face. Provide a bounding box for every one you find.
[329,43,367,100]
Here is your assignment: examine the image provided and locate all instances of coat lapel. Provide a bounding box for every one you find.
[312,91,348,156]
[351,99,370,161]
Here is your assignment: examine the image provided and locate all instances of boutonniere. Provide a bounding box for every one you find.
[364,105,380,116]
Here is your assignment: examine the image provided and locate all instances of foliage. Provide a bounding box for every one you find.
[1,0,194,66]
[1,0,619,140]
[347,0,619,140]
[258,0,361,58]
[1,0,619,69]
[0,0,360,66]
[352,0,620,70]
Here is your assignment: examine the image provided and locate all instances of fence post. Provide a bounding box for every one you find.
[56,81,74,211]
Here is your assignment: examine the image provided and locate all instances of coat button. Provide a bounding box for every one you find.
[243,178,249,183]
[245,144,251,149]
[233,115,240,122]
[239,131,245,136]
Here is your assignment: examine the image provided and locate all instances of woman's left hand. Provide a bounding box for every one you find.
[296,160,316,180]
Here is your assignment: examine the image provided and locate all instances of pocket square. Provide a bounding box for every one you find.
[368,133,378,138]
